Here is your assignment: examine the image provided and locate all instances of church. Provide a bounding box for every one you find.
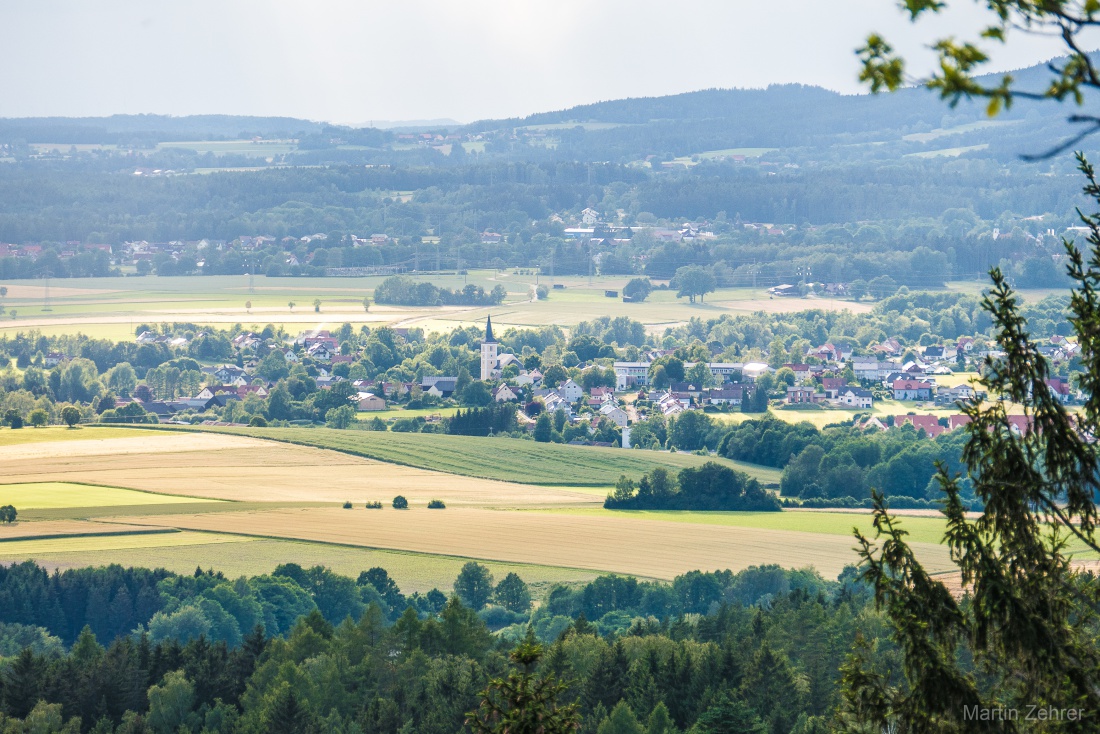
[480,315,519,379]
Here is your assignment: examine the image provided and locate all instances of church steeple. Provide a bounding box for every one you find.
[485,315,496,344]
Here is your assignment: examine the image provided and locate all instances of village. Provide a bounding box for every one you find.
[83,313,1074,447]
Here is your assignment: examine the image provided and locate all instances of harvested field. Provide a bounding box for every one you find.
[0,530,251,558]
[12,538,598,594]
[210,426,783,486]
[0,482,218,509]
[0,430,597,507]
[110,506,955,579]
[0,519,176,541]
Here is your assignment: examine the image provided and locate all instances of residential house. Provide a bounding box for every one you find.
[923,345,946,361]
[558,379,584,403]
[838,386,874,409]
[514,369,542,387]
[853,359,898,382]
[786,385,817,404]
[935,384,977,405]
[599,402,629,428]
[492,384,521,402]
[542,391,573,416]
[44,352,67,368]
[1045,377,1073,403]
[781,363,812,383]
[307,342,336,361]
[892,379,935,401]
[589,386,615,404]
[870,338,903,356]
[704,384,749,405]
[211,365,248,384]
[821,377,847,400]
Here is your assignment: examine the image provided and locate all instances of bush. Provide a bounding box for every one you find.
[249,415,268,427]
[365,501,383,509]
[342,501,353,509]
[427,499,446,509]
[392,495,408,509]
[0,505,16,523]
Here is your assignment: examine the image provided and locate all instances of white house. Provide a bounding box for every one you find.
[838,387,874,409]
[559,379,584,402]
[492,384,520,402]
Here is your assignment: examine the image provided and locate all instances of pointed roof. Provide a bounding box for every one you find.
[485,315,496,344]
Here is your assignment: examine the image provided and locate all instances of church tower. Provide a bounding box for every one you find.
[480,315,498,379]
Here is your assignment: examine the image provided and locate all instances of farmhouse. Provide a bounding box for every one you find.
[422,376,458,398]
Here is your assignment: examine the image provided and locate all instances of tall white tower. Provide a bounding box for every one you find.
[480,315,498,379]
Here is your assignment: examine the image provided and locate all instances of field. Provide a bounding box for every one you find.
[0,425,961,593]
[0,273,1069,340]
[0,481,220,509]
[106,505,954,579]
[208,425,783,486]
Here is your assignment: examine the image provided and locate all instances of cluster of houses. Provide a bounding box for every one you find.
[859,413,1033,439]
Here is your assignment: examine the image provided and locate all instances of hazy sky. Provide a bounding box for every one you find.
[0,1,1083,124]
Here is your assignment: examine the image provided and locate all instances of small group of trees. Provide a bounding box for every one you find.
[454,562,532,613]
[0,505,15,523]
[375,275,506,307]
[606,462,781,511]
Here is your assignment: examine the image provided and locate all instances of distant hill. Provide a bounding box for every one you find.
[0,114,324,144]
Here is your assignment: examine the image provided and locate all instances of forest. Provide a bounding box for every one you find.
[0,559,878,733]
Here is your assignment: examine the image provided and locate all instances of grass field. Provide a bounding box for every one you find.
[547,507,951,544]
[0,530,251,557]
[0,482,221,509]
[209,426,783,486]
[0,426,163,446]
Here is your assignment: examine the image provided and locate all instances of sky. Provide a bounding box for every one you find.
[0,1,1086,125]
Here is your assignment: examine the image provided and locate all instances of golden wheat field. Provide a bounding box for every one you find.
[106,506,955,579]
[0,431,599,507]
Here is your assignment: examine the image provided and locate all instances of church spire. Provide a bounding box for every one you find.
[485,315,496,343]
